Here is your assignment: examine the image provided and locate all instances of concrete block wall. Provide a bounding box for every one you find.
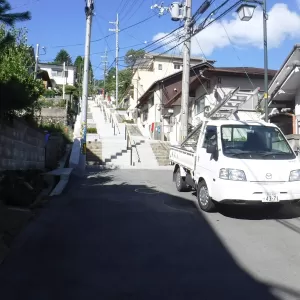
[0,118,45,171]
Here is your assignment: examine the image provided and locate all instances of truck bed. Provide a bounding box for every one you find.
[169,145,196,170]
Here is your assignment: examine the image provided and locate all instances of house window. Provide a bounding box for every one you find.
[174,64,180,69]
[149,95,154,107]
[189,89,196,97]
[195,95,205,115]
[202,126,217,148]
[158,64,162,70]
[51,71,62,77]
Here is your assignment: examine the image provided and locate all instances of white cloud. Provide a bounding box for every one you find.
[152,3,300,56]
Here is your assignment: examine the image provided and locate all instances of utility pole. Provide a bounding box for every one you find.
[101,48,108,99]
[34,43,39,79]
[109,13,119,108]
[262,0,269,122]
[62,62,66,99]
[80,0,94,171]
[181,0,192,142]
[151,1,193,142]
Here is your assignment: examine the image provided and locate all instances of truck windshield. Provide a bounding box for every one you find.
[221,125,295,160]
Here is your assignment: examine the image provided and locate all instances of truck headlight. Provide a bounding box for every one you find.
[219,168,247,181]
[289,170,300,181]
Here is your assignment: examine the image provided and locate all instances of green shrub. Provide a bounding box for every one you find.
[123,119,134,124]
[44,89,56,98]
[39,122,72,143]
[87,127,97,133]
[39,98,66,108]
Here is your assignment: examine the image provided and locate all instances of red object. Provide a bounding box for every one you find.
[151,122,155,132]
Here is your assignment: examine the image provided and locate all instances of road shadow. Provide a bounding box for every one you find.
[190,191,300,220]
[216,203,300,220]
[0,170,296,299]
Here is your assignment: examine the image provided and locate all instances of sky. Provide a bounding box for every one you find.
[9,0,300,80]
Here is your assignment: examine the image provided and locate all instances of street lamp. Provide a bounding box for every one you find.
[236,1,269,122]
[236,4,256,21]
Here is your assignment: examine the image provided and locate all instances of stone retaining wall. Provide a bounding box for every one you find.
[0,119,45,171]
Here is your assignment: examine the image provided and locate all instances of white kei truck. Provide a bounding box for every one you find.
[169,88,300,212]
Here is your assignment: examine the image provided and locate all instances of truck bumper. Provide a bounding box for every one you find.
[211,179,300,203]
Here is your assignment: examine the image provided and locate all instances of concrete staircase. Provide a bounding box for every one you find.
[87,101,172,169]
[150,142,171,166]
[86,141,103,166]
[89,102,140,167]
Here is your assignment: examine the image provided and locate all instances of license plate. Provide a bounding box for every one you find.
[262,194,279,202]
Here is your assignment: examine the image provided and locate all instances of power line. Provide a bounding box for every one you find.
[123,0,144,24]
[49,14,157,49]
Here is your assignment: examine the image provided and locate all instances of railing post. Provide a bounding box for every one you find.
[130,146,133,166]
[114,123,116,135]
[125,125,127,140]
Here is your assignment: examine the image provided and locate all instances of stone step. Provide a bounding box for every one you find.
[87,147,102,150]
[86,161,105,166]
[154,156,169,159]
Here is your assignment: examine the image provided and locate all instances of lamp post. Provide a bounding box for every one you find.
[236,0,269,122]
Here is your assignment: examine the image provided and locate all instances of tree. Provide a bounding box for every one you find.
[124,49,145,68]
[54,49,72,65]
[0,26,44,116]
[0,0,31,50]
[74,56,83,84]
[74,56,94,86]
[119,68,133,100]
[105,67,116,95]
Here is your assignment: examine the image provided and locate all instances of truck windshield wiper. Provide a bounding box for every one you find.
[257,152,291,157]
[225,151,253,157]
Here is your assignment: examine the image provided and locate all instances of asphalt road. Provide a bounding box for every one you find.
[0,168,300,299]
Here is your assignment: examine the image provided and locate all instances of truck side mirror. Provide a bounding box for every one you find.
[206,144,217,154]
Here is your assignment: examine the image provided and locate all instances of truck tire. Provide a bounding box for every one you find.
[175,168,187,192]
[197,180,215,212]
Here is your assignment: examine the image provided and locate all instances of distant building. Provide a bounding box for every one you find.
[39,63,76,86]
[128,53,215,112]
[135,62,276,143]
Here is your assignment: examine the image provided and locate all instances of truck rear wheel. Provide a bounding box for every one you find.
[197,181,215,212]
[175,168,187,192]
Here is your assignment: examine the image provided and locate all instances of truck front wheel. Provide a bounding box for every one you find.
[175,168,187,192]
[197,181,215,212]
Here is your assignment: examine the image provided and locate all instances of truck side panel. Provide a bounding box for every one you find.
[169,146,195,170]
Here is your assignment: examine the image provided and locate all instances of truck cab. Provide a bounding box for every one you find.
[170,120,300,212]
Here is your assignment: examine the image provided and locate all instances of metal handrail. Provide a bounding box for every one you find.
[125,125,141,166]
[111,112,121,134]
[102,104,120,135]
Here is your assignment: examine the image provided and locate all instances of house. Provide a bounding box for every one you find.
[39,63,76,86]
[36,70,52,89]
[268,44,300,135]
[135,63,277,143]
[128,53,215,113]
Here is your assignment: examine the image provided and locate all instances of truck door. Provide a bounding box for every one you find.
[195,125,219,194]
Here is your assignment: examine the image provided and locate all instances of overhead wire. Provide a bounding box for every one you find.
[49,14,158,49]
[123,0,144,24]
[119,0,136,21]
[211,1,255,89]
